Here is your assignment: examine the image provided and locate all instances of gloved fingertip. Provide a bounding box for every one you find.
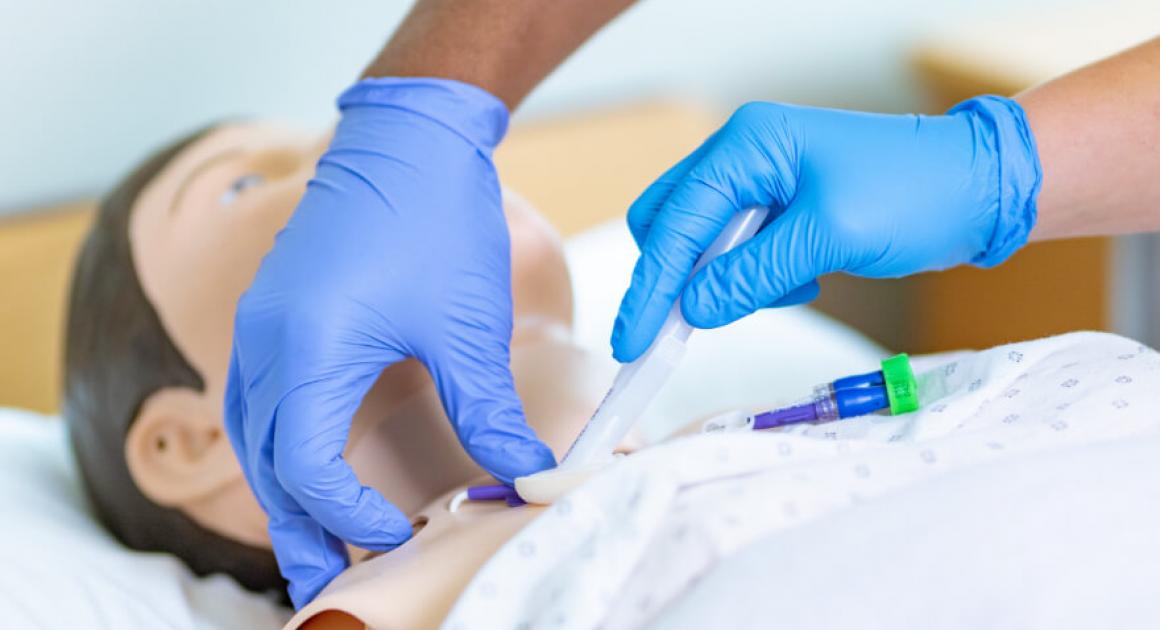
[344,499,414,552]
[481,435,557,484]
[355,520,413,553]
[288,568,342,610]
[609,310,630,362]
[679,273,732,329]
[610,328,646,364]
[521,438,558,470]
[681,307,707,329]
[611,296,658,363]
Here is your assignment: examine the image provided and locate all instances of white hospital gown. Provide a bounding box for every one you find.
[442,332,1160,630]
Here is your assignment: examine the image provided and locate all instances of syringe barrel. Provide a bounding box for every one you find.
[559,206,771,469]
[562,333,686,466]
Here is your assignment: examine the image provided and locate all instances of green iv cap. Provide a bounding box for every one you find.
[881,353,919,415]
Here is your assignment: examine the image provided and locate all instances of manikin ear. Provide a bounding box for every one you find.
[125,387,240,508]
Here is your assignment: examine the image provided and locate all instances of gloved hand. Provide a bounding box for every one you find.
[612,96,1042,362]
[223,78,555,608]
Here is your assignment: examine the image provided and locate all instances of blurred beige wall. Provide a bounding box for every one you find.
[1,0,1107,215]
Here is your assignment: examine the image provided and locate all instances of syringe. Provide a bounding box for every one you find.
[516,206,770,504]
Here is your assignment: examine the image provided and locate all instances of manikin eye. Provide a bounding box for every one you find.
[219,173,265,205]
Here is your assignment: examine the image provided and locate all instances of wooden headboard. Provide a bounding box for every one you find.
[0,204,94,413]
[0,101,721,413]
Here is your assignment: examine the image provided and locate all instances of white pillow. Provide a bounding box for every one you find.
[0,408,290,630]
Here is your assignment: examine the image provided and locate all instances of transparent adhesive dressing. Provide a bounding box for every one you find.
[516,207,771,504]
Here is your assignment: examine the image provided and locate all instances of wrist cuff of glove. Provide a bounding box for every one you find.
[949,95,1042,268]
[337,77,510,152]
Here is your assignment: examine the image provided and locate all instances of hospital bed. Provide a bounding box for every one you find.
[7,7,1160,617]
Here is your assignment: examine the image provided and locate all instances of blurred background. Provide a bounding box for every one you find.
[2,0,1159,412]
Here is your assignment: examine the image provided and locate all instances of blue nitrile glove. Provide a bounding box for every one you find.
[612,96,1041,362]
[223,78,556,608]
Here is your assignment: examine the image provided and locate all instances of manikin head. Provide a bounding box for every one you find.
[63,122,606,598]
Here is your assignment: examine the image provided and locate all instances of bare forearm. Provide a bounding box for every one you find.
[1019,36,1160,241]
[364,0,635,110]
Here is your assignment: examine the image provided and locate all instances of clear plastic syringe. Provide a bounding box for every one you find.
[516,207,770,503]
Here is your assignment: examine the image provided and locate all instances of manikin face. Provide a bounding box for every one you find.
[123,123,613,559]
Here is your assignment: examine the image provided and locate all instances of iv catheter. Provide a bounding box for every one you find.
[513,206,771,504]
[702,353,919,434]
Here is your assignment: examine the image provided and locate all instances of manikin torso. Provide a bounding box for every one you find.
[286,326,617,630]
[293,486,544,630]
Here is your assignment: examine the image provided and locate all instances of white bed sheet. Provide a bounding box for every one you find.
[0,407,291,630]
